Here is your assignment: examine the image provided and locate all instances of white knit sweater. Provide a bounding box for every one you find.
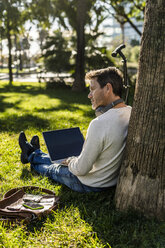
[68,106,132,188]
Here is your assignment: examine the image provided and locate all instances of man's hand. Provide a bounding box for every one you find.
[61,159,69,166]
[61,156,76,166]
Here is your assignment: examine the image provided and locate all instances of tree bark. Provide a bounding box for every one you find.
[7,25,13,85]
[115,0,165,220]
[72,0,87,92]
[0,37,3,69]
[7,2,13,85]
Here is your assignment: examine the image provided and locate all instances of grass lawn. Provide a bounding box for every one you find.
[0,81,164,248]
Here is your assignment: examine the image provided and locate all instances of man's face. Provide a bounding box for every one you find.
[88,78,107,110]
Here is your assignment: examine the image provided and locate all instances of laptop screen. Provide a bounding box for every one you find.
[42,127,84,161]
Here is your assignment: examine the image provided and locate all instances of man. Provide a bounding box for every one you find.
[19,67,132,193]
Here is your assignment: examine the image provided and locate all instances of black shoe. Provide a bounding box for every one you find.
[30,135,40,150]
[19,131,34,164]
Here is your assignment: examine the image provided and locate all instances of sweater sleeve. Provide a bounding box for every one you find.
[68,119,103,176]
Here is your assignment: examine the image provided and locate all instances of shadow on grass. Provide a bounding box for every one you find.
[34,103,94,118]
[0,97,23,114]
[0,84,43,96]
[0,84,94,123]
[20,168,33,181]
[0,83,90,104]
[57,186,163,247]
[34,104,80,113]
[18,168,164,248]
[0,95,16,112]
[24,183,117,243]
[0,114,50,132]
[0,83,94,134]
[20,167,47,182]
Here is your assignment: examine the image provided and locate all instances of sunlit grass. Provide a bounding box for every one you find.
[0,81,164,248]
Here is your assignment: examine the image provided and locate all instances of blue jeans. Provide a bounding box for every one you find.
[28,149,107,193]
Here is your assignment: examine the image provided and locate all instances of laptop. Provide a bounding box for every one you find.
[42,127,84,163]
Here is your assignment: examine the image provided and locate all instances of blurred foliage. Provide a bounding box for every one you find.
[108,43,140,64]
[42,30,72,73]
[42,30,115,75]
[103,0,145,36]
[130,45,140,62]
[85,46,114,71]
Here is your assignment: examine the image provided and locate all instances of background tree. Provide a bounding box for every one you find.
[0,0,27,85]
[103,0,145,37]
[115,0,165,220]
[0,24,5,69]
[24,0,56,59]
[53,0,91,91]
[72,0,87,91]
[26,0,55,27]
[85,46,113,71]
[38,29,49,56]
[42,30,72,73]
[43,0,110,90]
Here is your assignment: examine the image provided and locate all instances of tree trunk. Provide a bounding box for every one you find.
[0,43,3,69]
[7,8,13,85]
[115,0,165,220]
[0,30,3,69]
[14,34,19,76]
[120,23,125,44]
[7,28,13,85]
[72,0,86,92]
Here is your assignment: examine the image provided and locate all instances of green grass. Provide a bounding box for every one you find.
[0,81,164,248]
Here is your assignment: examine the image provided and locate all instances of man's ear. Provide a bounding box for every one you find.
[106,83,113,93]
